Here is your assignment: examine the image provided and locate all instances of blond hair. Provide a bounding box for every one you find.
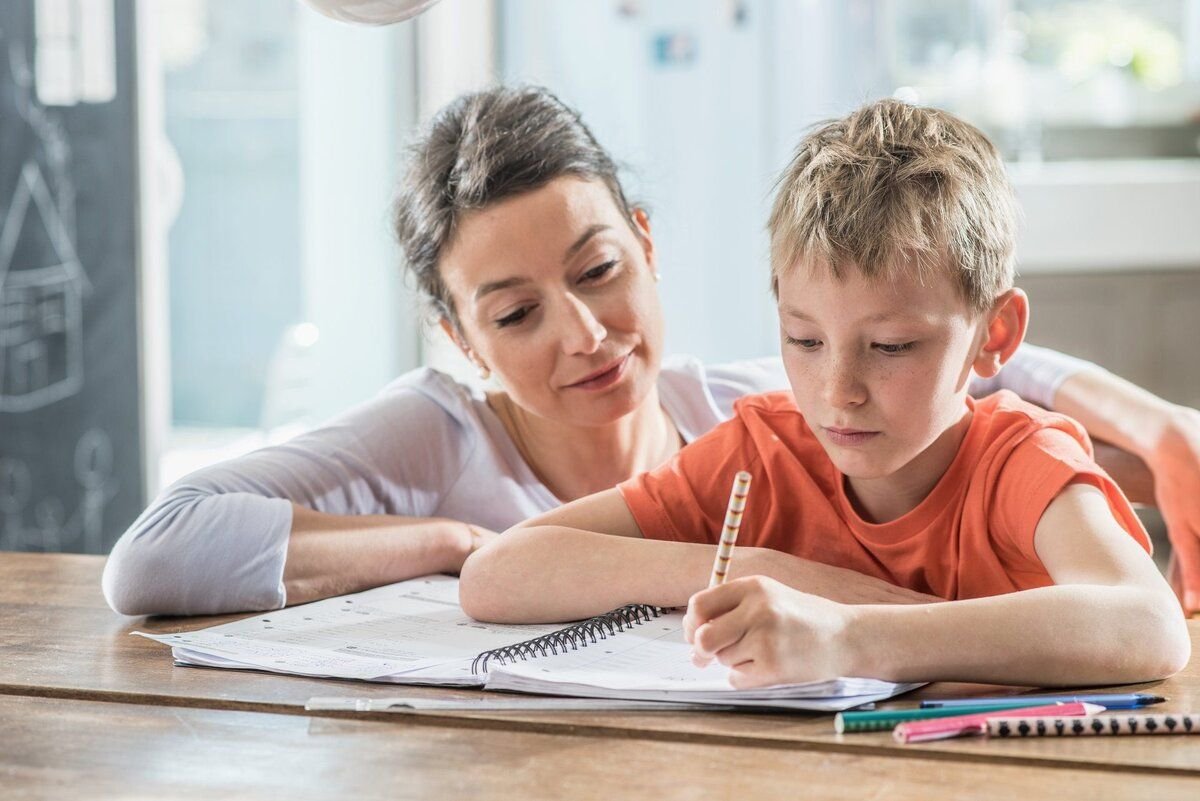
[768,99,1017,312]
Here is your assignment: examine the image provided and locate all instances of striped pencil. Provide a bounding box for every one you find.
[988,713,1200,738]
[708,471,752,588]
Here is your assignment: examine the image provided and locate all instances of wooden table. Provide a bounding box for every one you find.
[11,694,1200,801]
[4,553,1199,797]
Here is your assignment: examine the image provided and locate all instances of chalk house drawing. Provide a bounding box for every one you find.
[0,159,89,412]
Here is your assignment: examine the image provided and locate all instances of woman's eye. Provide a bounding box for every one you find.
[580,260,617,283]
[496,306,534,328]
[785,336,821,350]
[875,341,916,355]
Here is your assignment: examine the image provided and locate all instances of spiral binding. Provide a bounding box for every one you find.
[470,603,666,675]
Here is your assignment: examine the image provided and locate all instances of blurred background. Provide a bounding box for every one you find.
[1,0,1198,556]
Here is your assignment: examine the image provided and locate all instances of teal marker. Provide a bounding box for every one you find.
[835,701,1075,734]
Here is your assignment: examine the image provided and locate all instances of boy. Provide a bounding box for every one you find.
[459,99,1189,688]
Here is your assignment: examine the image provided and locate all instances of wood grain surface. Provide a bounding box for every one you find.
[4,695,1199,801]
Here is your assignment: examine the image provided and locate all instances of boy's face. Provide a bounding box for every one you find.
[777,260,988,481]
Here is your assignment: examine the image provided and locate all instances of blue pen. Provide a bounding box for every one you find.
[920,692,1166,710]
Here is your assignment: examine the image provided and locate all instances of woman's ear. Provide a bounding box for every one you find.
[631,208,657,276]
[439,317,492,380]
[438,317,469,356]
[973,288,1029,378]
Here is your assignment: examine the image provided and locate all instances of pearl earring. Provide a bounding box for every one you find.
[465,347,491,381]
[653,272,662,283]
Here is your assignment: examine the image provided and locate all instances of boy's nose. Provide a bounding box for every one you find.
[559,293,606,355]
[822,357,867,409]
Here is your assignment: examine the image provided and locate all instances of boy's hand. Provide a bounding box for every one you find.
[683,576,856,688]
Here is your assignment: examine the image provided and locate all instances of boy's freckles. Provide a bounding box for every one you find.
[775,262,981,497]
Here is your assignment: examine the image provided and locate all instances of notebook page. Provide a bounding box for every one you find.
[484,610,918,707]
[136,575,567,682]
[483,611,734,691]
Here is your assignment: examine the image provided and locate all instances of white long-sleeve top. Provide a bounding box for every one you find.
[102,345,1095,617]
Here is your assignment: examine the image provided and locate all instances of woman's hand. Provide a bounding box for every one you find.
[1147,405,1200,614]
[684,576,857,688]
[458,524,500,572]
[1045,368,1200,615]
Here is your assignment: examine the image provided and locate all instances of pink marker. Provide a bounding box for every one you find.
[893,701,1105,744]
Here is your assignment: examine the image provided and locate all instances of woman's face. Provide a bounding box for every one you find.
[438,177,665,428]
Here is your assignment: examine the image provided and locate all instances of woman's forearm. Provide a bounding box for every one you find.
[1050,369,1200,506]
[283,504,487,605]
[1051,368,1176,462]
[846,583,1189,686]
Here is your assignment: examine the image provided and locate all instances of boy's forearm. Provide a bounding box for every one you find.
[459,528,720,622]
[846,584,1190,686]
[459,528,941,623]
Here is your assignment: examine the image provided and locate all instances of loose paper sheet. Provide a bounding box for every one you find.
[137,575,567,683]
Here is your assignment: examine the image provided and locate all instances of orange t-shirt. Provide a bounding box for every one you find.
[619,390,1149,600]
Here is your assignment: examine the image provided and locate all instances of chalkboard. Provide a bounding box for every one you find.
[0,1,143,554]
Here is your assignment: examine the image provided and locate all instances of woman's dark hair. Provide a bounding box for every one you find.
[393,85,635,327]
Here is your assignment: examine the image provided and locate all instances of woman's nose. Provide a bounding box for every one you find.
[559,293,606,355]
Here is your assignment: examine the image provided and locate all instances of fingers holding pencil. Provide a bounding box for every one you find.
[685,577,853,686]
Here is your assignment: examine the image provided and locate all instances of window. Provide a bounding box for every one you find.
[144,0,420,489]
[885,0,1200,161]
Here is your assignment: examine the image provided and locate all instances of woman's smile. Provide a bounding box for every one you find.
[564,352,632,391]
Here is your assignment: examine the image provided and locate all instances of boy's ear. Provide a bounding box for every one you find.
[973,288,1029,379]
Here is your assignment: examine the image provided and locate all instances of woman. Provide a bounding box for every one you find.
[103,86,1200,617]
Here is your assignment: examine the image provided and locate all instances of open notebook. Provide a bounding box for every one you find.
[136,575,919,711]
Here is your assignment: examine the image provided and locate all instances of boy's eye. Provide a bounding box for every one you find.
[496,305,535,328]
[874,341,916,355]
[785,336,821,350]
[580,260,617,283]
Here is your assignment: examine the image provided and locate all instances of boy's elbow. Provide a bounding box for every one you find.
[460,527,545,623]
[1161,630,1192,678]
[458,543,505,622]
[1128,591,1191,681]
[1152,604,1191,679]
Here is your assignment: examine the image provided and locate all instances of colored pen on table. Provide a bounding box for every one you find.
[708,471,751,588]
[920,693,1165,710]
[987,712,1200,738]
[837,701,1085,733]
[893,702,1104,744]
